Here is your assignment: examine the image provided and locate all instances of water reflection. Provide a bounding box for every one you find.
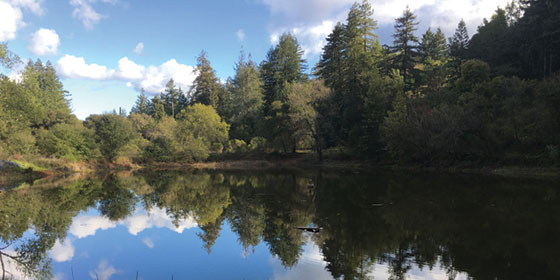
[0,170,558,279]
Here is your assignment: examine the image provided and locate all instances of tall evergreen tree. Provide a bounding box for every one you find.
[130,89,151,115]
[162,79,185,118]
[468,9,513,75]
[190,51,222,108]
[260,33,306,113]
[229,52,264,141]
[391,6,419,90]
[260,33,307,152]
[418,28,449,92]
[448,19,469,60]
[149,95,166,121]
[316,22,346,90]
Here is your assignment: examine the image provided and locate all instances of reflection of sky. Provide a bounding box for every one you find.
[270,236,470,280]
[46,205,470,280]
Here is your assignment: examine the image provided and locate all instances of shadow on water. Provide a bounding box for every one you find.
[0,169,559,279]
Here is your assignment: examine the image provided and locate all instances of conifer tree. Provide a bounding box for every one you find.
[162,79,185,118]
[448,19,469,59]
[260,33,306,113]
[190,51,221,109]
[391,6,419,90]
[131,89,151,115]
[229,52,264,141]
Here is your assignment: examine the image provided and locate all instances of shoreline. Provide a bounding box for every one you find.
[1,157,559,188]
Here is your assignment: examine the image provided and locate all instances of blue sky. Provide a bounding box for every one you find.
[1,0,510,119]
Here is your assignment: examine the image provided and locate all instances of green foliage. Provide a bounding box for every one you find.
[248,137,267,152]
[0,42,20,68]
[391,6,419,89]
[227,52,265,141]
[261,33,306,113]
[130,89,152,115]
[178,103,229,147]
[190,51,222,108]
[36,120,97,160]
[85,114,136,162]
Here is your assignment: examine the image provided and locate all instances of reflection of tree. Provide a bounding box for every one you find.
[313,171,560,280]
[225,175,266,255]
[261,174,314,268]
[197,214,226,253]
[98,174,138,221]
[0,178,103,279]
[2,169,560,280]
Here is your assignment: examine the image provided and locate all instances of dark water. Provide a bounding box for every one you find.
[0,169,559,280]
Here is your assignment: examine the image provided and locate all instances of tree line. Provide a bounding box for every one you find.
[1,0,559,165]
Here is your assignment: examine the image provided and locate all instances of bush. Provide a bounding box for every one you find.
[248,137,267,152]
[36,122,97,160]
[4,130,36,155]
[143,137,177,162]
[85,114,136,162]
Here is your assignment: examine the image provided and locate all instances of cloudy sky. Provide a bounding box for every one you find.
[1,0,510,119]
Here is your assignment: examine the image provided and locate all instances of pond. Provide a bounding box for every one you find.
[0,169,558,279]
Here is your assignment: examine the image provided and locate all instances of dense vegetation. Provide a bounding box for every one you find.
[0,0,559,166]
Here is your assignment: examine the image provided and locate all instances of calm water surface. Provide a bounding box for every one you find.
[0,169,558,279]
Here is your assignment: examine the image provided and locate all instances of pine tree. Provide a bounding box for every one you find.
[260,33,306,113]
[448,19,469,59]
[229,52,264,141]
[131,89,151,115]
[419,28,448,61]
[190,51,221,109]
[162,79,184,118]
[260,33,306,151]
[316,22,346,90]
[391,6,419,90]
[149,95,166,121]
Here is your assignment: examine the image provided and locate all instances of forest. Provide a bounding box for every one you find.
[0,0,559,167]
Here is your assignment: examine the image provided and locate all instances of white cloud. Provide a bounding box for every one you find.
[236,29,246,41]
[142,237,154,249]
[89,260,120,280]
[263,0,511,59]
[10,0,45,15]
[114,57,145,80]
[271,20,335,58]
[49,238,75,262]
[133,42,144,55]
[28,28,60,55]
[0,0,45,41]
[56,54,114,80]
[371,0,510,34]
[56,55,196,94]
[70,0,104,29]
[0,1,24,41]
[135,59,195,94]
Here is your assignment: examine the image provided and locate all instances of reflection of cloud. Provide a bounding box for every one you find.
[271,238,471,280]
[1,248,28,280]
[142,237,154,249]
[123,207,197,236]
[69,216,116,238]
[68,207,198,239]
[50,238,74,262]
[271,242,334,280]
[89,260,120,280]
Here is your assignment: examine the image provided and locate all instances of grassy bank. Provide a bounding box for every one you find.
[1,154,559,188]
